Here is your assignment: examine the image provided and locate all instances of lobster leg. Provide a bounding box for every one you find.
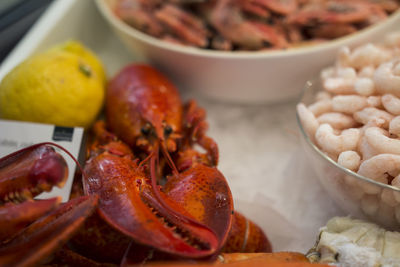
[46,246,109,267]
[177,100,219,171]
[0,197,60,242]
[88,120,134,159]
[69,163,132,264]
[0,195,98,267]
[70,210,133,264]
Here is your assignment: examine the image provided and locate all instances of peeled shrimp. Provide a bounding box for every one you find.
[323,67,357,94]
[374,61,400,97]
[323,78,355,94]
[382,94,400,115]
[320,66,335,80]
[337,46,351,67]
[308,99,332,116]
[339,43,392,69]
[358,66,375,78]
[365,127,400,155]
[358,154,400,184]
[354,77,375,96]
[389,116,400,136]
[366,96,382,108]
[315,124,360,156]
[381,188,397,208]
[362,117,386,130]
[353,107,393,129]
[317,112,358,130]
[315,91,332,102]
[391,175,400,203]
[344,176,365,200]
[332,95,367,114]
[297,103,319,143]
[358,135,380,160]
[337,151,361,172]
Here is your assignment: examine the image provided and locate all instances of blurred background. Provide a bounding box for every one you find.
[0,0,53,63]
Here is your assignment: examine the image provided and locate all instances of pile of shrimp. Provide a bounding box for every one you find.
[114,0,400,51]
[297,31,400,223]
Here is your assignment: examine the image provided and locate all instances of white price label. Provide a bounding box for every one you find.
[0,119,84,202]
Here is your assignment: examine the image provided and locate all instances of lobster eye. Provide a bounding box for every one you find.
[164,125,173,137]
[141,123,152,135]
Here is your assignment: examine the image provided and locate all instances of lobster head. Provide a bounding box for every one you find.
[106,64,183,154]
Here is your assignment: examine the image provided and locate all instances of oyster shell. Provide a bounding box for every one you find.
[307,217,400,267]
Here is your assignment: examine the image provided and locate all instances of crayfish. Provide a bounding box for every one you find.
[0,64,271,266]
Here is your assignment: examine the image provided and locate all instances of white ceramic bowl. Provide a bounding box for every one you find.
[95,0,400,104]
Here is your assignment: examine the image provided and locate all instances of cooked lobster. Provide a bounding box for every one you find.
[78,64,271,264]
[0,64,272,266]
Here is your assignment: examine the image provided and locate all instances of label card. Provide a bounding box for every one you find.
[0,119,84,202]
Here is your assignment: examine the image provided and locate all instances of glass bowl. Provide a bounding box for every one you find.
[296,79,400,230]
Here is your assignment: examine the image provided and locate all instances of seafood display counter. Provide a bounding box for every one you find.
[0,0,347,254]
[4,0,400,266]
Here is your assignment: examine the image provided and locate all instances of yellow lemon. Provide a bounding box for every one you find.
[0,40,105,128]
[51,40,106,85]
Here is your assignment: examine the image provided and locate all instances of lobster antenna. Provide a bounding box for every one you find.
[138,150,154,169]
[159,141,179,176]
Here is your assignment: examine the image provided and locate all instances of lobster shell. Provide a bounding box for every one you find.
[106,64,183,151]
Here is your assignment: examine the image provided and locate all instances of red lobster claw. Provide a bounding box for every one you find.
[83,139,219,258]
[164,164,234,249]
[0,143,69,202]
